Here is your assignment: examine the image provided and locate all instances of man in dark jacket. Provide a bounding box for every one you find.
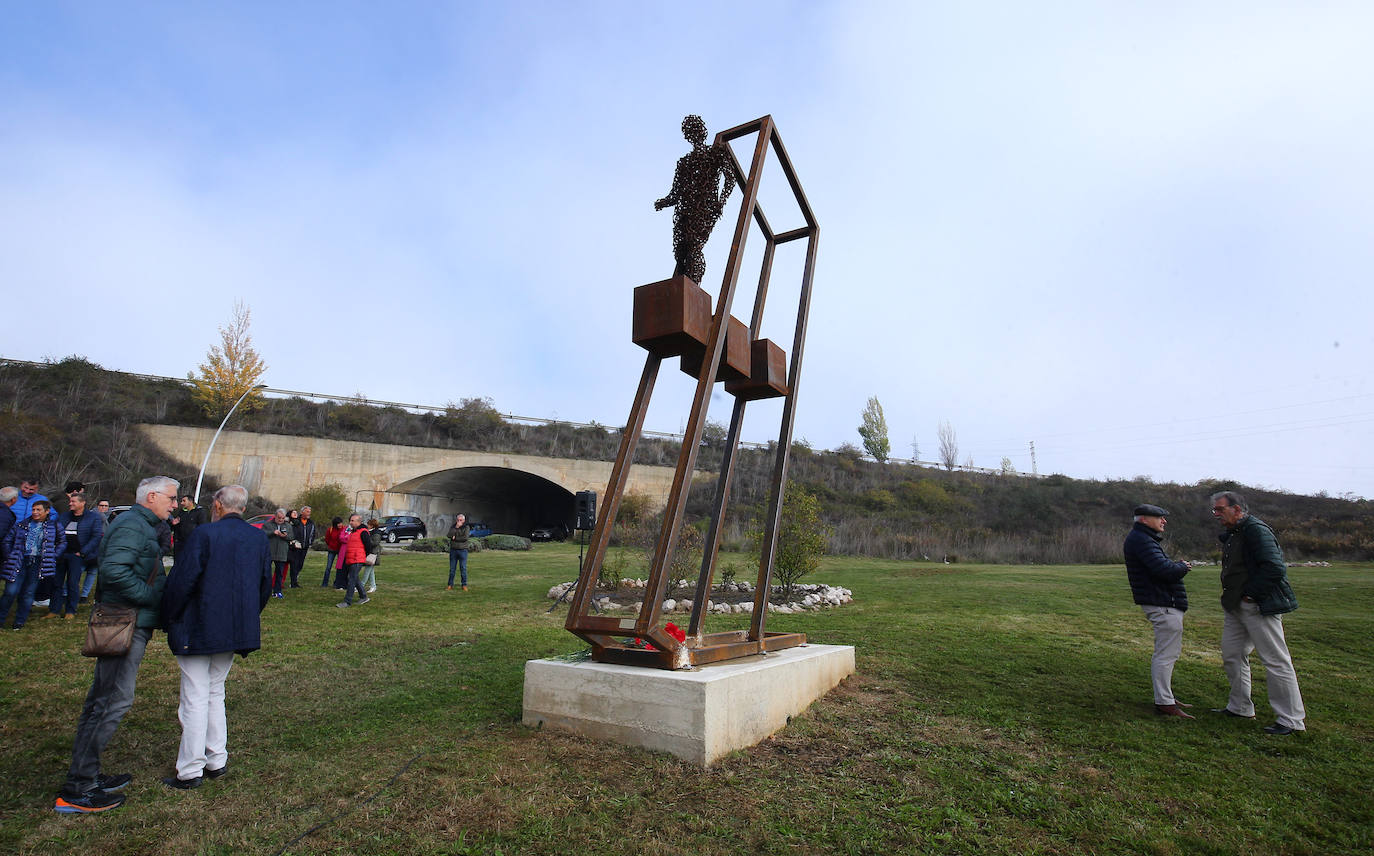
[160,484,272,789]
[1123,503,1192,719]
[1210,491,1306,735]
[55,475,179,814]
[170,495,205,558]
[287,505,317,589]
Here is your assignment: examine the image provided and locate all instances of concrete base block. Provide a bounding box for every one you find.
[522,643,856,766]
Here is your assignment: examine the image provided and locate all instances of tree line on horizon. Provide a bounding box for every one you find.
[3,356,1370,564]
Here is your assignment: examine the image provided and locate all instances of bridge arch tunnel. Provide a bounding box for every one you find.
[388,466,575,538]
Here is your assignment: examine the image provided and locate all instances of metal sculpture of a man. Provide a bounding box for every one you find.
[654,115,736,285]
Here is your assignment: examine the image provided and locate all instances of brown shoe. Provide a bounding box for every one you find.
[42,613,60,620]
[63,614,75,620]
[1155,703,1195,719]
[461,585,468,591]
[446,585,453,590]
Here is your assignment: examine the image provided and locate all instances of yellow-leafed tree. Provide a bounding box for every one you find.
[189,300,267,421]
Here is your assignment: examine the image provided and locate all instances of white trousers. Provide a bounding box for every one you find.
[1141,606,1184,705]
[1221,602,1306,730]
[175,652,235,779]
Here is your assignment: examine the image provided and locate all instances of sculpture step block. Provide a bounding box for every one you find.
[725,338,788,400]
[522,644,856,766]
[633,275,712,357]
[679,314,750,382]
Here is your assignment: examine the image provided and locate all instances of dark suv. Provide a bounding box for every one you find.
[378,515,427,543]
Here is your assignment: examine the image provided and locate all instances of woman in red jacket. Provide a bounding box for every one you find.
[322,517,344,588]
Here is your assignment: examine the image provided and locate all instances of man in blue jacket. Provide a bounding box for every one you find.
[160,484,272,789]
[1123,503,1193,719]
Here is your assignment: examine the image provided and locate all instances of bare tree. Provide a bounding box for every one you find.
[938,420,959,471]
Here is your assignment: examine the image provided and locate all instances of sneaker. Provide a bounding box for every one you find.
[204,765,228,780]
[33,599,49,608]
[336,602,350,608]
[55,789,126,813]
[358,596,371,605]
[366,587,376,593]
[96,773,132,793]
[162,775,201,790]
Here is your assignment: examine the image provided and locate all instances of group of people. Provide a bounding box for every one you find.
[1,479,110,628]
[53,476,272,813]
[1124,490,1306,736]
[8,468,481,815]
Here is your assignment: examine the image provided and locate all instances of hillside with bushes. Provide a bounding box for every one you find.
[4,357,1371,563]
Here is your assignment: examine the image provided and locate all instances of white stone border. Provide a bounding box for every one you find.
[546,579,854,614]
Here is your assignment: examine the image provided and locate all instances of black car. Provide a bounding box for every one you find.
[531,523,569,542]
[378,515,427,543]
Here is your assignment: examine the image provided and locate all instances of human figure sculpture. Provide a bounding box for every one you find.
[654,115,735,285]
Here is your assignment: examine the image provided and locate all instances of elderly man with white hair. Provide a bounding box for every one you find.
[55,476,179,814]
[159,484,272,789]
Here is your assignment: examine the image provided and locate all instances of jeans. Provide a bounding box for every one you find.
[343,563,367,605]
[448,549,468,587]
[80,563,98,599]
[271,561,289,594]
[175,652,235,779]
[52,553,86,616]
[63,627,152,795]
[321,550,337,586]
[0,556,42,628]
[359,560,376,591]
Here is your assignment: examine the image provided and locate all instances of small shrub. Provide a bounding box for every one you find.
[405,537,449,553]
[482,534,530,551]
[599,548,628,589]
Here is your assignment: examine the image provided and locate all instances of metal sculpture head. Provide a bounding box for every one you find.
[654,115,736,285]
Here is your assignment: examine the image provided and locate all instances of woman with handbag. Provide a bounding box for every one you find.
[1,500,65,629]
[360,518,382,594]
[335,514,374,608]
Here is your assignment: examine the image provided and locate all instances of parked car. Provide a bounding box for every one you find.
[378,515,427,543]
[467,521,492,537]
[530,523,569,542]
[106,505,132,521]
[246,514,276,530]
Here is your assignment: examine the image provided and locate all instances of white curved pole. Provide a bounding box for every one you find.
[194,383,267,504]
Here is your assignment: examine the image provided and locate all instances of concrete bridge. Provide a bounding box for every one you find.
[139,425,683,538]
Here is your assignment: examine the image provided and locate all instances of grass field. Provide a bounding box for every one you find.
[1,545,1370,855]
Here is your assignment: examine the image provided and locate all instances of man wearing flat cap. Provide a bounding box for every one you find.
[1123,503,1193,718]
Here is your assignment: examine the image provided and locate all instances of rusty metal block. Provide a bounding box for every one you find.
[725,338,788,400]
[680,314,750,382]
[632,275,712,357]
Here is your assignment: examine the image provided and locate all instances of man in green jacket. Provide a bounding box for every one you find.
[1210,491,1306,735]
[54,476,180,814]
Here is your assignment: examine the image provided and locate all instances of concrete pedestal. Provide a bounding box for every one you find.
[522,643,855,766]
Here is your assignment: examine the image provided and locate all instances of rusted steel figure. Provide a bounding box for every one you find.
[654,115,736,285]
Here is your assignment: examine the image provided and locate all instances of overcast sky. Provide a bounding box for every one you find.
[4,2,1372,500]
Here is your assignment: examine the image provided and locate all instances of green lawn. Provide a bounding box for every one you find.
[1,546,1370,855]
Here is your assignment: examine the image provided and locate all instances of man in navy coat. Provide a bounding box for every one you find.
[160,484,271,789]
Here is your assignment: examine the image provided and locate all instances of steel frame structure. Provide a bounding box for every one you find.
[564,115,819,669]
